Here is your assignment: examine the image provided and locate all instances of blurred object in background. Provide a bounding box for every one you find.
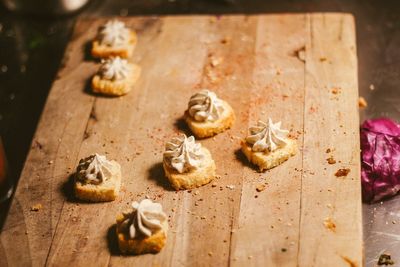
[0,137,13,203]
[1,0,90,15]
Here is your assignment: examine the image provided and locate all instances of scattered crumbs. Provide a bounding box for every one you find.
[248,255,253,259]
[194,191,200,195]
[256,184,266,192]
[392,220,397,224]
[200,216,206,220]
[323,217,336,232]
[335,168,350,177]
[215,175,221,180]
[320,57,327,62]
[223,239,227,243]
[48,160,54,165]
[211,182,218,187]
[326,148,331,153]
[208,251,213,257]
[281,248,287,252]
[30,204,42,212]
[331,87,341,95]
[226,185,235,190]
[378,253,394,265]
[326,156,336,165]
[358,97,368,109]
[341,256,357,267]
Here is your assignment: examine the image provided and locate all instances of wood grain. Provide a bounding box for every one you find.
[0,14,362,267]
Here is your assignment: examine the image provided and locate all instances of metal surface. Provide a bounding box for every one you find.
[0,0,399,265]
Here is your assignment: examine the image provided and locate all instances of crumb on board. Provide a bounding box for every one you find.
[210,56,223,67]
[335,168,350,177]
[323,217,336,232]
[226,185,235,190]
[331,87,341,95]
[326,156,336,165]
[358,97,368,108]
[320,57,327,62]
[378,253,394,265]
[30,204,42,212]
[256,184,266,192]
[341,256,357,267]
[220,37,230,44]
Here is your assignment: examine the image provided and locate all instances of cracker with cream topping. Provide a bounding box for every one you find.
[241,119,297,171]
[163,135,216,190]
[92,20,137,59]
[91,57,141,96]
[74,154,121,202]
[184,90,235,138]
[116,199,168,254]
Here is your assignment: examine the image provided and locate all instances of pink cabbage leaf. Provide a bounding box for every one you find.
[361,118,400,203]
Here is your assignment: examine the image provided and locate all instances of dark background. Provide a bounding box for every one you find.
[0,0,399,266]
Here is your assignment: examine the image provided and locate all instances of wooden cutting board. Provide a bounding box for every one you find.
[0,14,362,267]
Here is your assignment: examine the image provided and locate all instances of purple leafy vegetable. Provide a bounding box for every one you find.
[361,118,400,203]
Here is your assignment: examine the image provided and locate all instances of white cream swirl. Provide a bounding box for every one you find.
[98,20,130,47]
[163,135,204,173]
[245,118,289,152]
[75,154,114,185]
[188,90,224,122]
[99,57,130,81]
[121,199,167,238]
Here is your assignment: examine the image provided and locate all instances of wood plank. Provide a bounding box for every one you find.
[0,14,362,267]
[298,14,362,267]
[0,19,97,267]
[230,14,306,266]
